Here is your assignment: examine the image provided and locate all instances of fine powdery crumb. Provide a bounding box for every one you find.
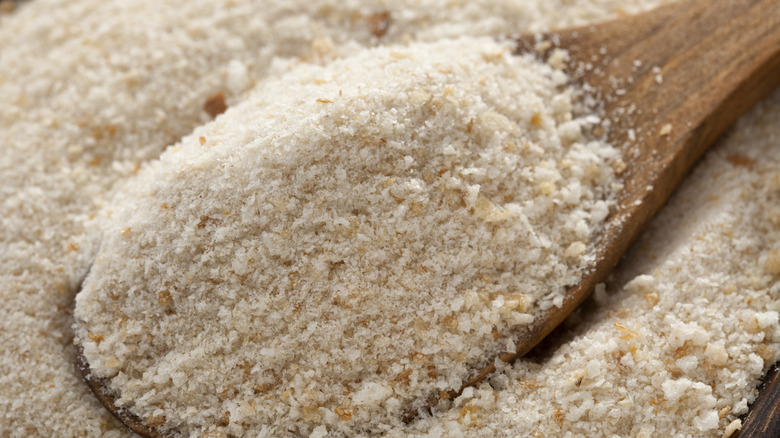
[74,37,618,436]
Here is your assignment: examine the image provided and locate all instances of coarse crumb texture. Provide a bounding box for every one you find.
[21,0,780,437]
[400,89,780,438]
[74,37,618,437]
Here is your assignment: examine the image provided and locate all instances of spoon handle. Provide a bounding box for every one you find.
[527,0,780,360]
[579,0,780,224]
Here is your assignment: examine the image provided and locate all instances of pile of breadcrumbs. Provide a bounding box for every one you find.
[2,0,777,437]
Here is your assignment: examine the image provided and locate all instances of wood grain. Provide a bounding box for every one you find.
[738,363,780,438]
[456,0,780,400]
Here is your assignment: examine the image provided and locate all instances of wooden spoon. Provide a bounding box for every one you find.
[77,0,780,434]
[451,0,780,399]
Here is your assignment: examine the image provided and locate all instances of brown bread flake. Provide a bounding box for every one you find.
[366,11,392,37]
[727,154,755,169]
[204,92,228,118]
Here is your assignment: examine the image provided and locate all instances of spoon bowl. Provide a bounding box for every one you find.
[76,344,166,438]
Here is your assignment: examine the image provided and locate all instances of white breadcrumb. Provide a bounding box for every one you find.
[8,0,779,438]
[74,37,617,437]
